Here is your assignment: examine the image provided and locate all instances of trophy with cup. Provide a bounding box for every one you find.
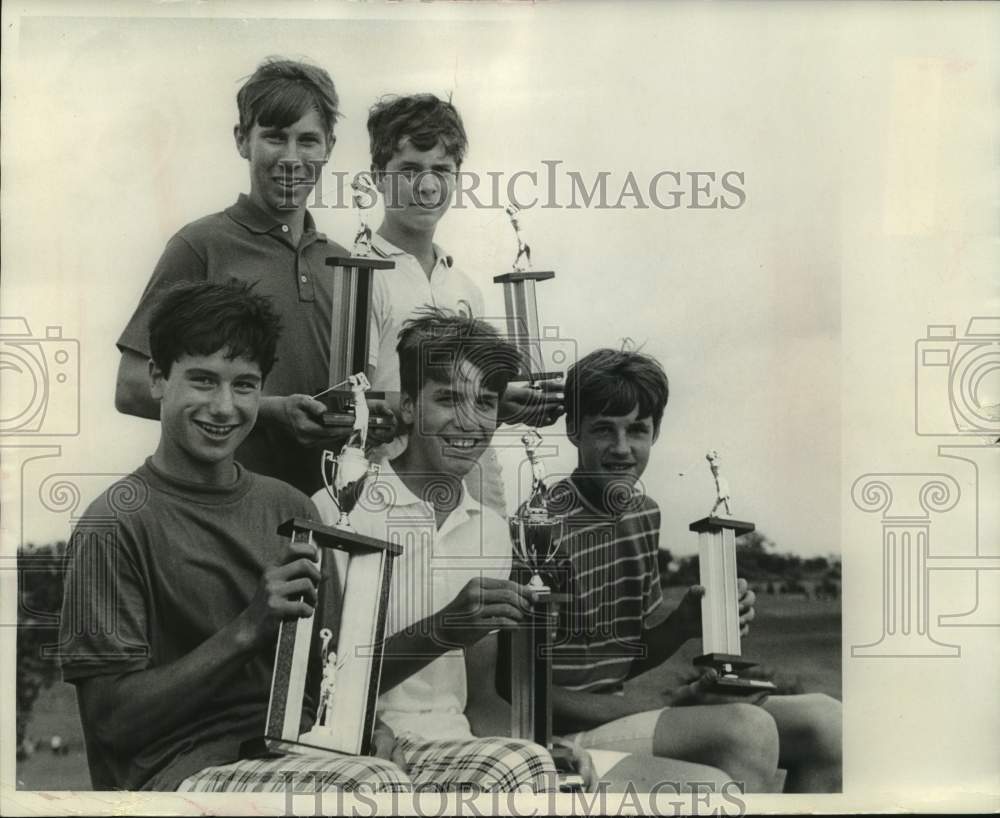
[690,450,776,695]
[506,429,581,789]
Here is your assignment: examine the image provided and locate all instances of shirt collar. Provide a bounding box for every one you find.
[374,455,480,521]
[227,193,324,239]
[371,232,452,268]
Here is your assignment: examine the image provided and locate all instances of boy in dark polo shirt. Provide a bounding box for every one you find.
[115,57,358,495]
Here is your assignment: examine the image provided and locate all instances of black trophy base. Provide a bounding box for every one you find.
[240,735,359,760]
[317,388,394,432]
[694,653,778,696]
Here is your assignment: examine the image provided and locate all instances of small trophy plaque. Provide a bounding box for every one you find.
[691,450,776,696]
[321,172,394,432]
[249,382,402,757]
[493,204,561,383]
[507,430,582,790]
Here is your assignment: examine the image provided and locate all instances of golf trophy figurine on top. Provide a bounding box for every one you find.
[317,172,394,435]
[690,450,776,695]
[493,204,561,383]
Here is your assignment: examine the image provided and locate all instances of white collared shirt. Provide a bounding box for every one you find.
[368,233,485,395]
[311,459,512,741]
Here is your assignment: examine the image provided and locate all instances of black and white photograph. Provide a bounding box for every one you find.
[1,1,996,814]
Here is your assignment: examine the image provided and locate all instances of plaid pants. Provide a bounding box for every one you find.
[177,734,556,793]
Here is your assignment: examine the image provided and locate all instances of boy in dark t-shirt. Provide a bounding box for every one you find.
[59,280,408,791]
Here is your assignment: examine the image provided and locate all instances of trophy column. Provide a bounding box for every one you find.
[493,271,560,382]
[321,254,394,423]
[690,515,776,693]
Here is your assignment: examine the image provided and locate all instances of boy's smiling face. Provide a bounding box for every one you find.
[150,349,262,484]
[571,406,658,494]
[377,138,458,235]
[400,359,499,482]
[236,108,333,217]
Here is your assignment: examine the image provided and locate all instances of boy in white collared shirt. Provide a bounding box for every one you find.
[314,309,733,792]
[363,94,564,512]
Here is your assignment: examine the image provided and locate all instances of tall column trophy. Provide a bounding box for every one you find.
[690,450,776,694]
[251,373,401,757]
[317,173,394,435]
[493,204,561,382]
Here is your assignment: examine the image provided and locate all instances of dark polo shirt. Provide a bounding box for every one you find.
[118,195,348,493]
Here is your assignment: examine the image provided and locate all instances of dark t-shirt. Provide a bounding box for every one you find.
[57,459,321,790]
[117,195,349,494]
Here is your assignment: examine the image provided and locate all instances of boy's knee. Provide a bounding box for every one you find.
[797,694,842,760]
[727,704,778,772]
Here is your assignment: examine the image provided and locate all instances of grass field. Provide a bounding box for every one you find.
[16,591,840,790]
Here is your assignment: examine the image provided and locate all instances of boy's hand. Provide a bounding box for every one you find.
[669,584,705,641]
[737,577,756,637]
[669,579,755,641]
[237,539,321,648]
[498,379,565,428]
[365,397,399,446]
[552,737,597,793]
[434,577,535,647]
[263,394,347,448]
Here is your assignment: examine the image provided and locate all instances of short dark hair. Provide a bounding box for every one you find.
[396,307,522,400]
[237,57,340,142]
[149,280,283,379]
[367,94,468,172]
[566,348,670,434]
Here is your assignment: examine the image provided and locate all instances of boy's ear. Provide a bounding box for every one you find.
[324,132,336,159]
[148,358,166,401]
[398,391,416,429]
[234,125,249,159]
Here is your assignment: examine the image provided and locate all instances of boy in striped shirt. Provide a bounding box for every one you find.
[540,348,842,793]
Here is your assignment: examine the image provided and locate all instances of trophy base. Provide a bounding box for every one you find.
[317,389,394,431]
[240,735,359,760]
[693,653,777,696]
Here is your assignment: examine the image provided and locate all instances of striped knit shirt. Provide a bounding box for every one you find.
[521,473,663,694]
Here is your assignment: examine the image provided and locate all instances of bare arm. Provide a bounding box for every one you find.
[629,580,757,680]
[115,349,159,419]
[552,684,668,735]
[380,577,533,694]
[464,632,513,738]
[76,541,320,755]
